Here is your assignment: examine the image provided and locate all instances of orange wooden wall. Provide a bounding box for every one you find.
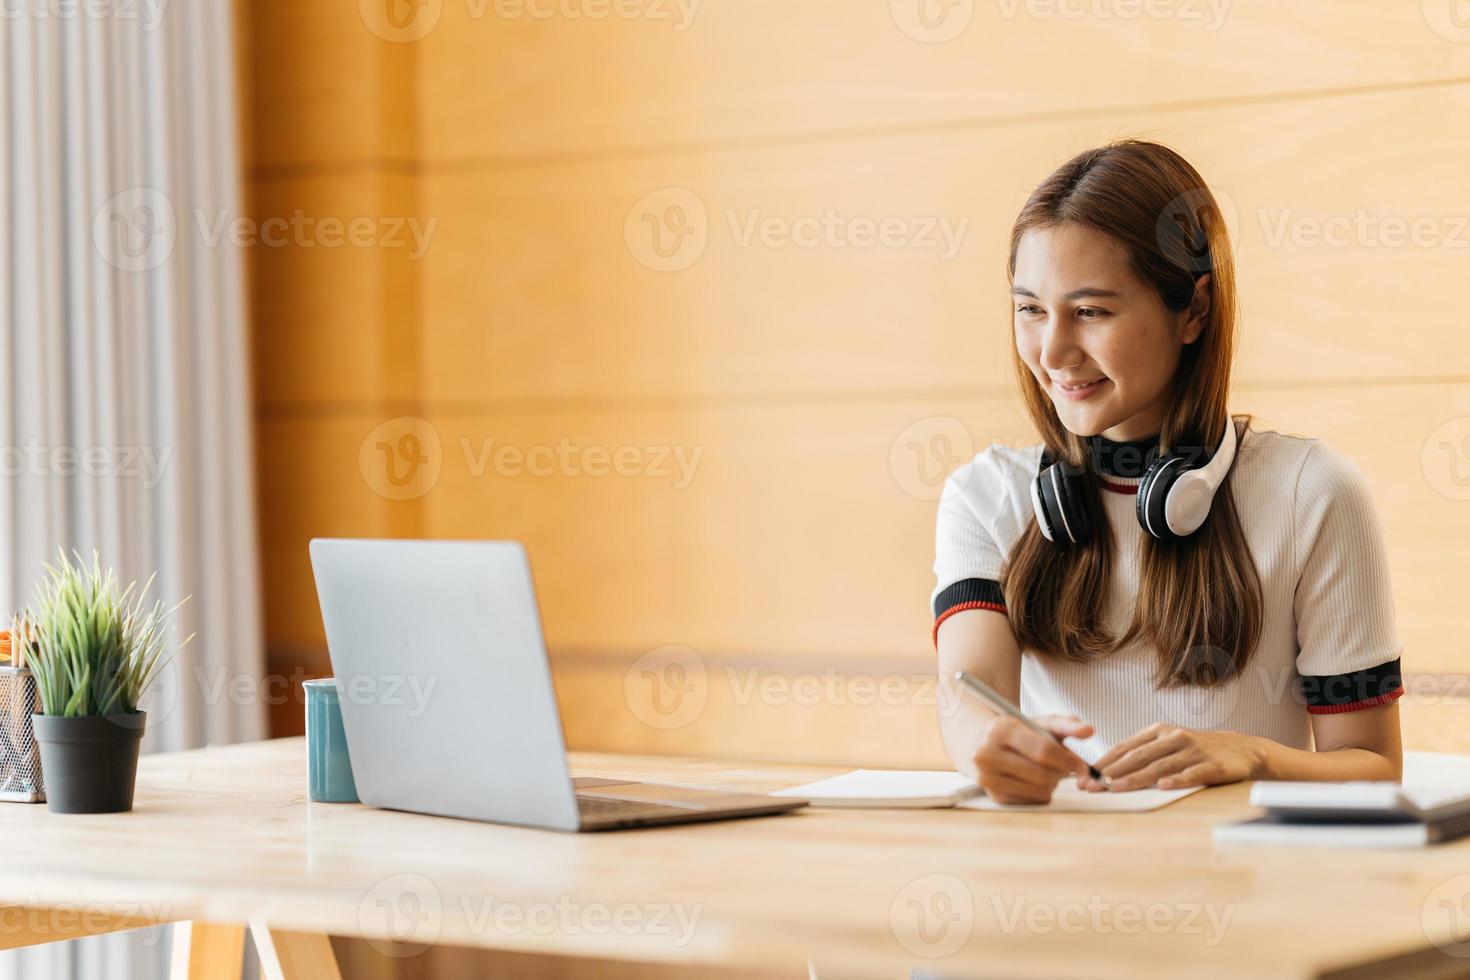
[239,1,1470,767]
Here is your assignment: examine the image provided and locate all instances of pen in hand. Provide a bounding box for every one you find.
[952,670,1110,790]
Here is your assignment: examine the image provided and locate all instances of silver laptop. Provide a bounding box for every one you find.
[308,539,807,831]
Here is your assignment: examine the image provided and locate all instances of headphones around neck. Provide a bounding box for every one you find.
[1029,415,1239,545]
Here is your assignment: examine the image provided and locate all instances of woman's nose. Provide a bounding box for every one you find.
[1038,320,1083,373]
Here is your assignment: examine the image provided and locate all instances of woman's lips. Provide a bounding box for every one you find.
[1052,377,1109,400]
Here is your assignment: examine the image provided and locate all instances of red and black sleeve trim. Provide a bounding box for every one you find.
[932,578,1007,647]
[1298,658,1405,714]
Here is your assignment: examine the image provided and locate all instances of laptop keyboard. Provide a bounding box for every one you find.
[577,795,669,816]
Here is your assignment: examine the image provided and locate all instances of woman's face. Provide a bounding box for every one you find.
[1011,223,1206,443]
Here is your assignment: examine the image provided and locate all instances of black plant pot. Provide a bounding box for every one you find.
[32,712,146,814]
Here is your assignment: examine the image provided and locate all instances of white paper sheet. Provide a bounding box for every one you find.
[958,777,1203,812]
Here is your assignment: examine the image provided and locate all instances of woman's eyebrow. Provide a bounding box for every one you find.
[1010,286,1122,301]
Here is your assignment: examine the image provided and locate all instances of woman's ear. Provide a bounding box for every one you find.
[1181,273,1211,344]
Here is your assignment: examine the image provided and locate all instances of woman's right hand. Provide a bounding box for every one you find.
[971,714,1095,804]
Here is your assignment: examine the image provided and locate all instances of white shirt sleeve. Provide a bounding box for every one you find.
[931,447,1031,621]
[1291,441,1404,711]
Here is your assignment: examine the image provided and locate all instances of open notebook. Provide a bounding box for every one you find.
[771,769,1201,812]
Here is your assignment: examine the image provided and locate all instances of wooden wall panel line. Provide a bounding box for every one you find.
[245,74,1470,181]
[253,373,1470,421]
[253,386,1017,420]
[246,160,423,183]
[267,638,1468,690]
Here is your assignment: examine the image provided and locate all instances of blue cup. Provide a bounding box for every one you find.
[305,678,359,803]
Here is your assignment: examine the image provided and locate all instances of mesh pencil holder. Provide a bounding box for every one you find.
[0,667,45,803]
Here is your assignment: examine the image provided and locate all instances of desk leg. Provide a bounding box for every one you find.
[249,919,342,980]
[170,922,246,980]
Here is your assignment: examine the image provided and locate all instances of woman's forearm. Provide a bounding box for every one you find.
[1252,738,1402,782]
[935,611,1024,777]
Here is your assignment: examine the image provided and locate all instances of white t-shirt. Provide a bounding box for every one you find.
[931,424,1403,760]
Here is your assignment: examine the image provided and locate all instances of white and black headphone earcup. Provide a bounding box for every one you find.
[1163,471,1217,536]
[1136,454,1186,540]
[1057,465,1091,543]
[1030,477,1056,542]
[1033,455,1091,546]
[1135,419,1238,539]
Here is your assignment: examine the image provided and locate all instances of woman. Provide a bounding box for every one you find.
[933,139,1404,805]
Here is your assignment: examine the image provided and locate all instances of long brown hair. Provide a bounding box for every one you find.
[1001,139,1263,689]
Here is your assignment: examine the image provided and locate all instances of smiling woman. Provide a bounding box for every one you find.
[932,139,1404,805]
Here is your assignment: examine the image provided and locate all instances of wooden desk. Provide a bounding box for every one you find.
[0,737,1467,979]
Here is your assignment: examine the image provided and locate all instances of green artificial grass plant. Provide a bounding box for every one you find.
[16,551,191,718]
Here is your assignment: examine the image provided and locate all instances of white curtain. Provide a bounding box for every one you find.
[1,0,262,976]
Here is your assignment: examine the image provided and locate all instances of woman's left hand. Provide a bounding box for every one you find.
[1077,723,1269,792]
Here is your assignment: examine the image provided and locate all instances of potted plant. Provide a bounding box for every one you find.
[16,551,189,813]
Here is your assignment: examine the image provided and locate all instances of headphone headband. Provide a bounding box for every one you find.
[1187,412,1238,493]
